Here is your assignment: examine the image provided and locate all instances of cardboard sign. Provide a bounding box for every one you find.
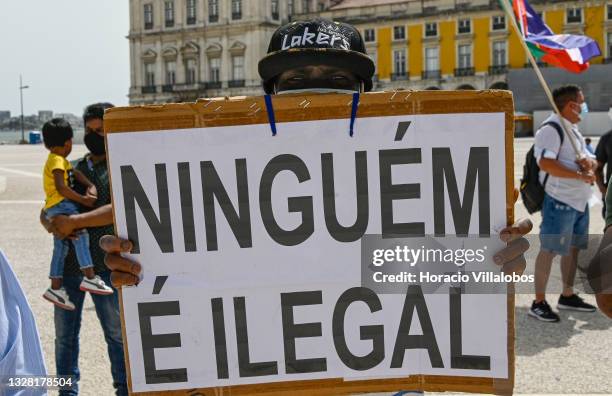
[104,91,515,395]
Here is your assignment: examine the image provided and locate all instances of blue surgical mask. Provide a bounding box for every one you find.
[580,102,589,115]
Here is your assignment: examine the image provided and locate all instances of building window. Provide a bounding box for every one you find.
[608,32,612,59]
[232,0,242,19]
[567,7,582,24]
[458,44,471,68]
[271,0,279,20]
[164,1,174,28]
[317,1,325,11]
[492,15,506,31]
[364,28,376,43]
[232,55,245,81]
[288,0,295,16]
[209,58,221,82]
[165,60,176,85]
[369,50,377,74]
[185,59,197,85]
[393,49,406,76]
[458,19,471,34]
[425,22,437,37]
[186,0,197,24]
[209,0,219,22]
[144,4,154,29]
[302,0,310,13]
[425,47,439,71]
[144,63,156,86]
[492,41,507,66]
[608,4,612,20]
[393,25,406,40]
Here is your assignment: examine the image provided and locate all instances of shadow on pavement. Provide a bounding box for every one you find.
[515,306,612,356]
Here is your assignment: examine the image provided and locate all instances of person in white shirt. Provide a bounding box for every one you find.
[530,85,598,322]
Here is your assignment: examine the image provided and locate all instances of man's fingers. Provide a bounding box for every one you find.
[110,271,140,288]
[513,188,519,204]
[104,253,142,276]
[501,255,527,276]
[500,218,533,243]
[99,235,133,253]
[493,237,530,266]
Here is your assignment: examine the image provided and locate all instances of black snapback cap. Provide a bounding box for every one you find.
[258,18,375,94]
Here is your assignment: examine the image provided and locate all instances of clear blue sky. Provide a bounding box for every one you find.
[0,0,130,117]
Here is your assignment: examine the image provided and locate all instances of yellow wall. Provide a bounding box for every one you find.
[473,17,490,73]
[366,4,608,81]
[508,27,526,68]
[585,5,604,64]
[440,20,456,75]
[377,27,391,79]
[408,24,422,77]
[545,9,564,35]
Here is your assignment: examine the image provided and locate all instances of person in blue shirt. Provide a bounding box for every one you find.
[0,249,47,396]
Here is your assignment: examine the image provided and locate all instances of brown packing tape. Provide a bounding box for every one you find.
[103,90,516,396]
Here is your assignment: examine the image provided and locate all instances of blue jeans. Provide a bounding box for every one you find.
[539,193,589,256]
[55,271,128,395]
[46,200,93,278]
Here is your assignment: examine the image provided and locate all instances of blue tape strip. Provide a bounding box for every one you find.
[349,92,360,137]
[264,94,277,136]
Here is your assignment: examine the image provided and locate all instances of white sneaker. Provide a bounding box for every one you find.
[79,275,114,295]
[43,287,76,311]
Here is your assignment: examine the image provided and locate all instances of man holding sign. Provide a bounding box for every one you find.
[101,18,532,395]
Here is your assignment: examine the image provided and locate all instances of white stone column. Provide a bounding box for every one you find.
[221,34,230,83]
[134,39,143,88]
[176,39,186,84]
[155,40,163,89]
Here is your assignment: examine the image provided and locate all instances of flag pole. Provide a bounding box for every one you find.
[498,0,582,159]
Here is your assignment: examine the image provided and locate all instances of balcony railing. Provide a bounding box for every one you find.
[390,72,409,81]
[162,85,174,93]
[272,12,279,20]
[232,12,242,20]
[144,22,153,30]
[454,67,475,77]
[422,70,441,80]
[209,14,218,23]
[489,65,508,75]
[228,80,245,88]
[165,19,174,28]
[205,81,222,89]
[186,16,196,25]
[492,23,506,31]
[141,86,157,94]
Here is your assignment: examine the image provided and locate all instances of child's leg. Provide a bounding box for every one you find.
[50,236,69,288]
[71,229,95,279]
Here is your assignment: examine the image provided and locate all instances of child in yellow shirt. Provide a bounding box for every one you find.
[41,118,113,311]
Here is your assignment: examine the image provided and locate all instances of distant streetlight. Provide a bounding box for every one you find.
[19,75,30,144]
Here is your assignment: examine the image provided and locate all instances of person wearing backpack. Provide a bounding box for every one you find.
[530,85,598,322]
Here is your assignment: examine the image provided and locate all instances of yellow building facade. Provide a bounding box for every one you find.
[307,0,612,90]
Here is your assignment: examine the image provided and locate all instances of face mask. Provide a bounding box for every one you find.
[580,102,589,115]
[84,132,106,156]
[277,88,358,95]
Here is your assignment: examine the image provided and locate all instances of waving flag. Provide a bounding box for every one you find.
[505,0,601,72]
